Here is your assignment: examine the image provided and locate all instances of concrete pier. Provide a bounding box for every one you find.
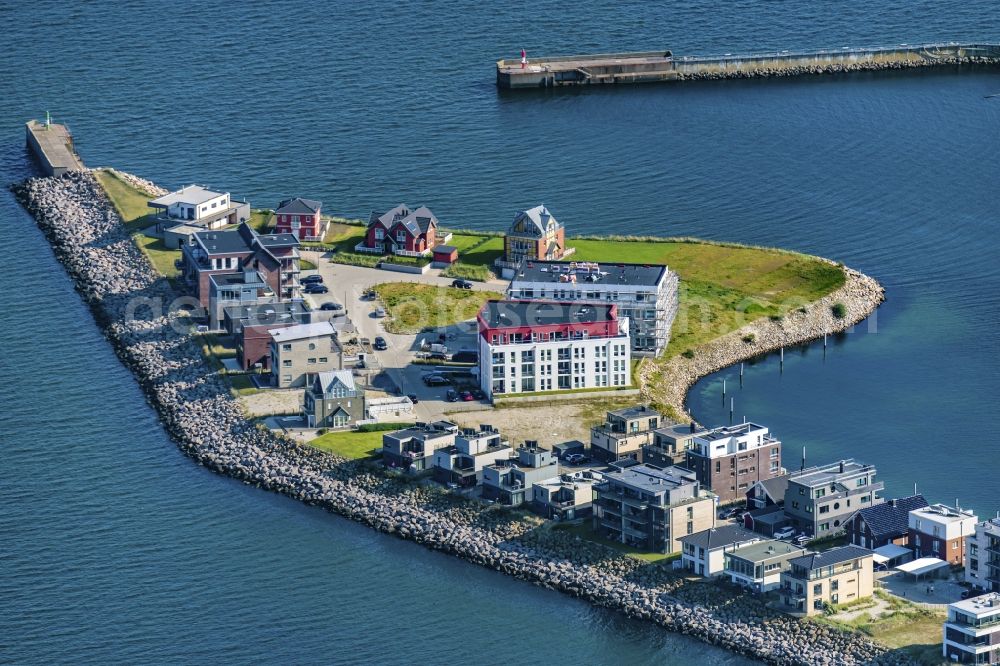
[497,42,1000,89]
[25,119,85,176]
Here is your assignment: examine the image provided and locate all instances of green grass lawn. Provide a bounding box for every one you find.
[568,238,845,358]
[248,210,272,232]
[226,373,261,396]
[374,282,502,334]
[300,258,317,270]
[133,234,181,278]
[94,169,156,231]
[454,236,505,267]
[553,522,681,563]
[309,430,384,459]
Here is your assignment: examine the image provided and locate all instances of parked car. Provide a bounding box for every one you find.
[773,526,796,540]
[319,301,343,311]
[305,284,329,294]
[301,274,323,284]
[471,388,485,400]
[451,279,473,289]
[363,289,377,300]
[374,307,386,317]
[565,453,589,465]
[356,359,366,369]
[446,389,460,402]
[450,351,478,364]
[459,390,474,402]
[406,393,419,404]
[792,534,811,547]
[428,352,449,361]
[373,336,388,350]
[422,374,449,386]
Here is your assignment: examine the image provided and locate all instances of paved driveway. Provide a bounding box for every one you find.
[300,253,500,421]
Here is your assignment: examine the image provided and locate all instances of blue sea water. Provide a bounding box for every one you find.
[3,0,1000,662]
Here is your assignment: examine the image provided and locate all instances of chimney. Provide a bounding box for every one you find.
[689,421,696,434]
[839,461,845,473]
[801,446,806,472]
[889,499,897,507]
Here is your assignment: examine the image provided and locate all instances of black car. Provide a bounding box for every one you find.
[374,336,388,350]
[471,388,485,400]
[305,284,329,294]
[301,274,323,284]
[319,302,343,311]
[450,351,477,364]
[446,389,460,402]
[422,374,449,387]
[406,393,419,404]
[451,279,472,289]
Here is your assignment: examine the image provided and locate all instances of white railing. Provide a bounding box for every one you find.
[353,242,383,254]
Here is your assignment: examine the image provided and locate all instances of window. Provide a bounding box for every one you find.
[307,358,316,364]
[282,360,292,367]
[308,343,316,350]
[831,580,839,592]
[521,377,535,392]
[318,357,328,363]
[396,231,406,242]
[813,584,822,595]
[282,374,292,382]
[857,477,868,487]
[282,344,292,352]
[820,505,830,514]
[375,229,384,240]
[819,522,830,531]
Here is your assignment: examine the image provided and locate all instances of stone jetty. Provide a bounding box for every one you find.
[13,171,913,665]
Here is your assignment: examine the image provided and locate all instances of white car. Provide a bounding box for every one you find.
[774,526,795,540]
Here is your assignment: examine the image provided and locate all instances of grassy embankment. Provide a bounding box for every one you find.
[373,282,504,334]
[309,430,384,459]
[552,522,681,563]
[815,589,946,665]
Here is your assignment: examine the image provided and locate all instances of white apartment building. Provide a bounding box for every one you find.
[476,300,631,399]
[507,260,679,357]
[908,503,979,565]
[966,516,1000,593]
[942,592,1000,664]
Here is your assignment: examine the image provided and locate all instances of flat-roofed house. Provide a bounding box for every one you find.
[476,299,631,399]
[593,462,716,555]
[382,421,458,472]
[942,592,1000,663]
[685,422,783,505]
[590,405,662,463]
[432,426,512,488]
[643,422,709,468]
[507,259,679,356]
[269,321,343,388]
[482,444,559,506]
[965,517,1000,593]
[909,503,979,565]
[150,184,250,244]
[783,459,883,538]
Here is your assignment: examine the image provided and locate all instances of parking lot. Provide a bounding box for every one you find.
[300,254,499,422]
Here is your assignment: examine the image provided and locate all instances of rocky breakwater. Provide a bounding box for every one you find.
[642,262,884,421]
[13,171,911,665]
[676,54,1000,81]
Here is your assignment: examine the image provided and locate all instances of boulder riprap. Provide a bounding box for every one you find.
[12,171,913,666]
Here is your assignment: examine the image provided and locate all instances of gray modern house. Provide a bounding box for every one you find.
[208,268,276,330]
[783,460,884,538]
[482,444,559,506]
[590,405,662,463]
[303,371,366,429]
[593,461,716,554]
[507,260,679,357]
[382,421,459,472]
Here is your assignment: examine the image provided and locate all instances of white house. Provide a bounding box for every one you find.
[476,300,631,399]
[679,524,763,577]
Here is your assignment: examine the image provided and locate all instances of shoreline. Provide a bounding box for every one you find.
[12,170,908,666]
[642,266,885,422]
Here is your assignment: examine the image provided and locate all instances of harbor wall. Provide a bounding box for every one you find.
[498,42,1000,88]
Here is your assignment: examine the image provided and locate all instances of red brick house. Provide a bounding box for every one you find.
[361,204,439,255]
[274,198,322,240]
[503,205,566,265]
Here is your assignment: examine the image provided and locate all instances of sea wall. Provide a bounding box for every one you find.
[13,171,911,666]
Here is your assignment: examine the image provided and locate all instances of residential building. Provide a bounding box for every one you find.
[532,470,603,520]
[482,444,559,506]
[303,371,365,428]
[382,421,459,472]
[685,422,783,505]
[223,300,311,337]
[593,462,715,555]
[507,260,679,357]
[207,268,275,330]
[269,321,344,388]
[502,205,566,265]
[642,422,709,468]
[181,222,301,307]
[942,593,1000,664]
[274,197,323,241]
[149,184,249,233]
[432,426,512,487]
[724,540,804,592]
[746,475,790,510]
[966,517,1000,593]
[743,504,793,538]
[552,440,586,460]
[476,299,631,399]
[909,503,979,565]
[845,495,929,550]
[783,460,883,538]
[680,524,762,577]
[779,546,874,616]
[359,204,439,256]
[590,405,662,463]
